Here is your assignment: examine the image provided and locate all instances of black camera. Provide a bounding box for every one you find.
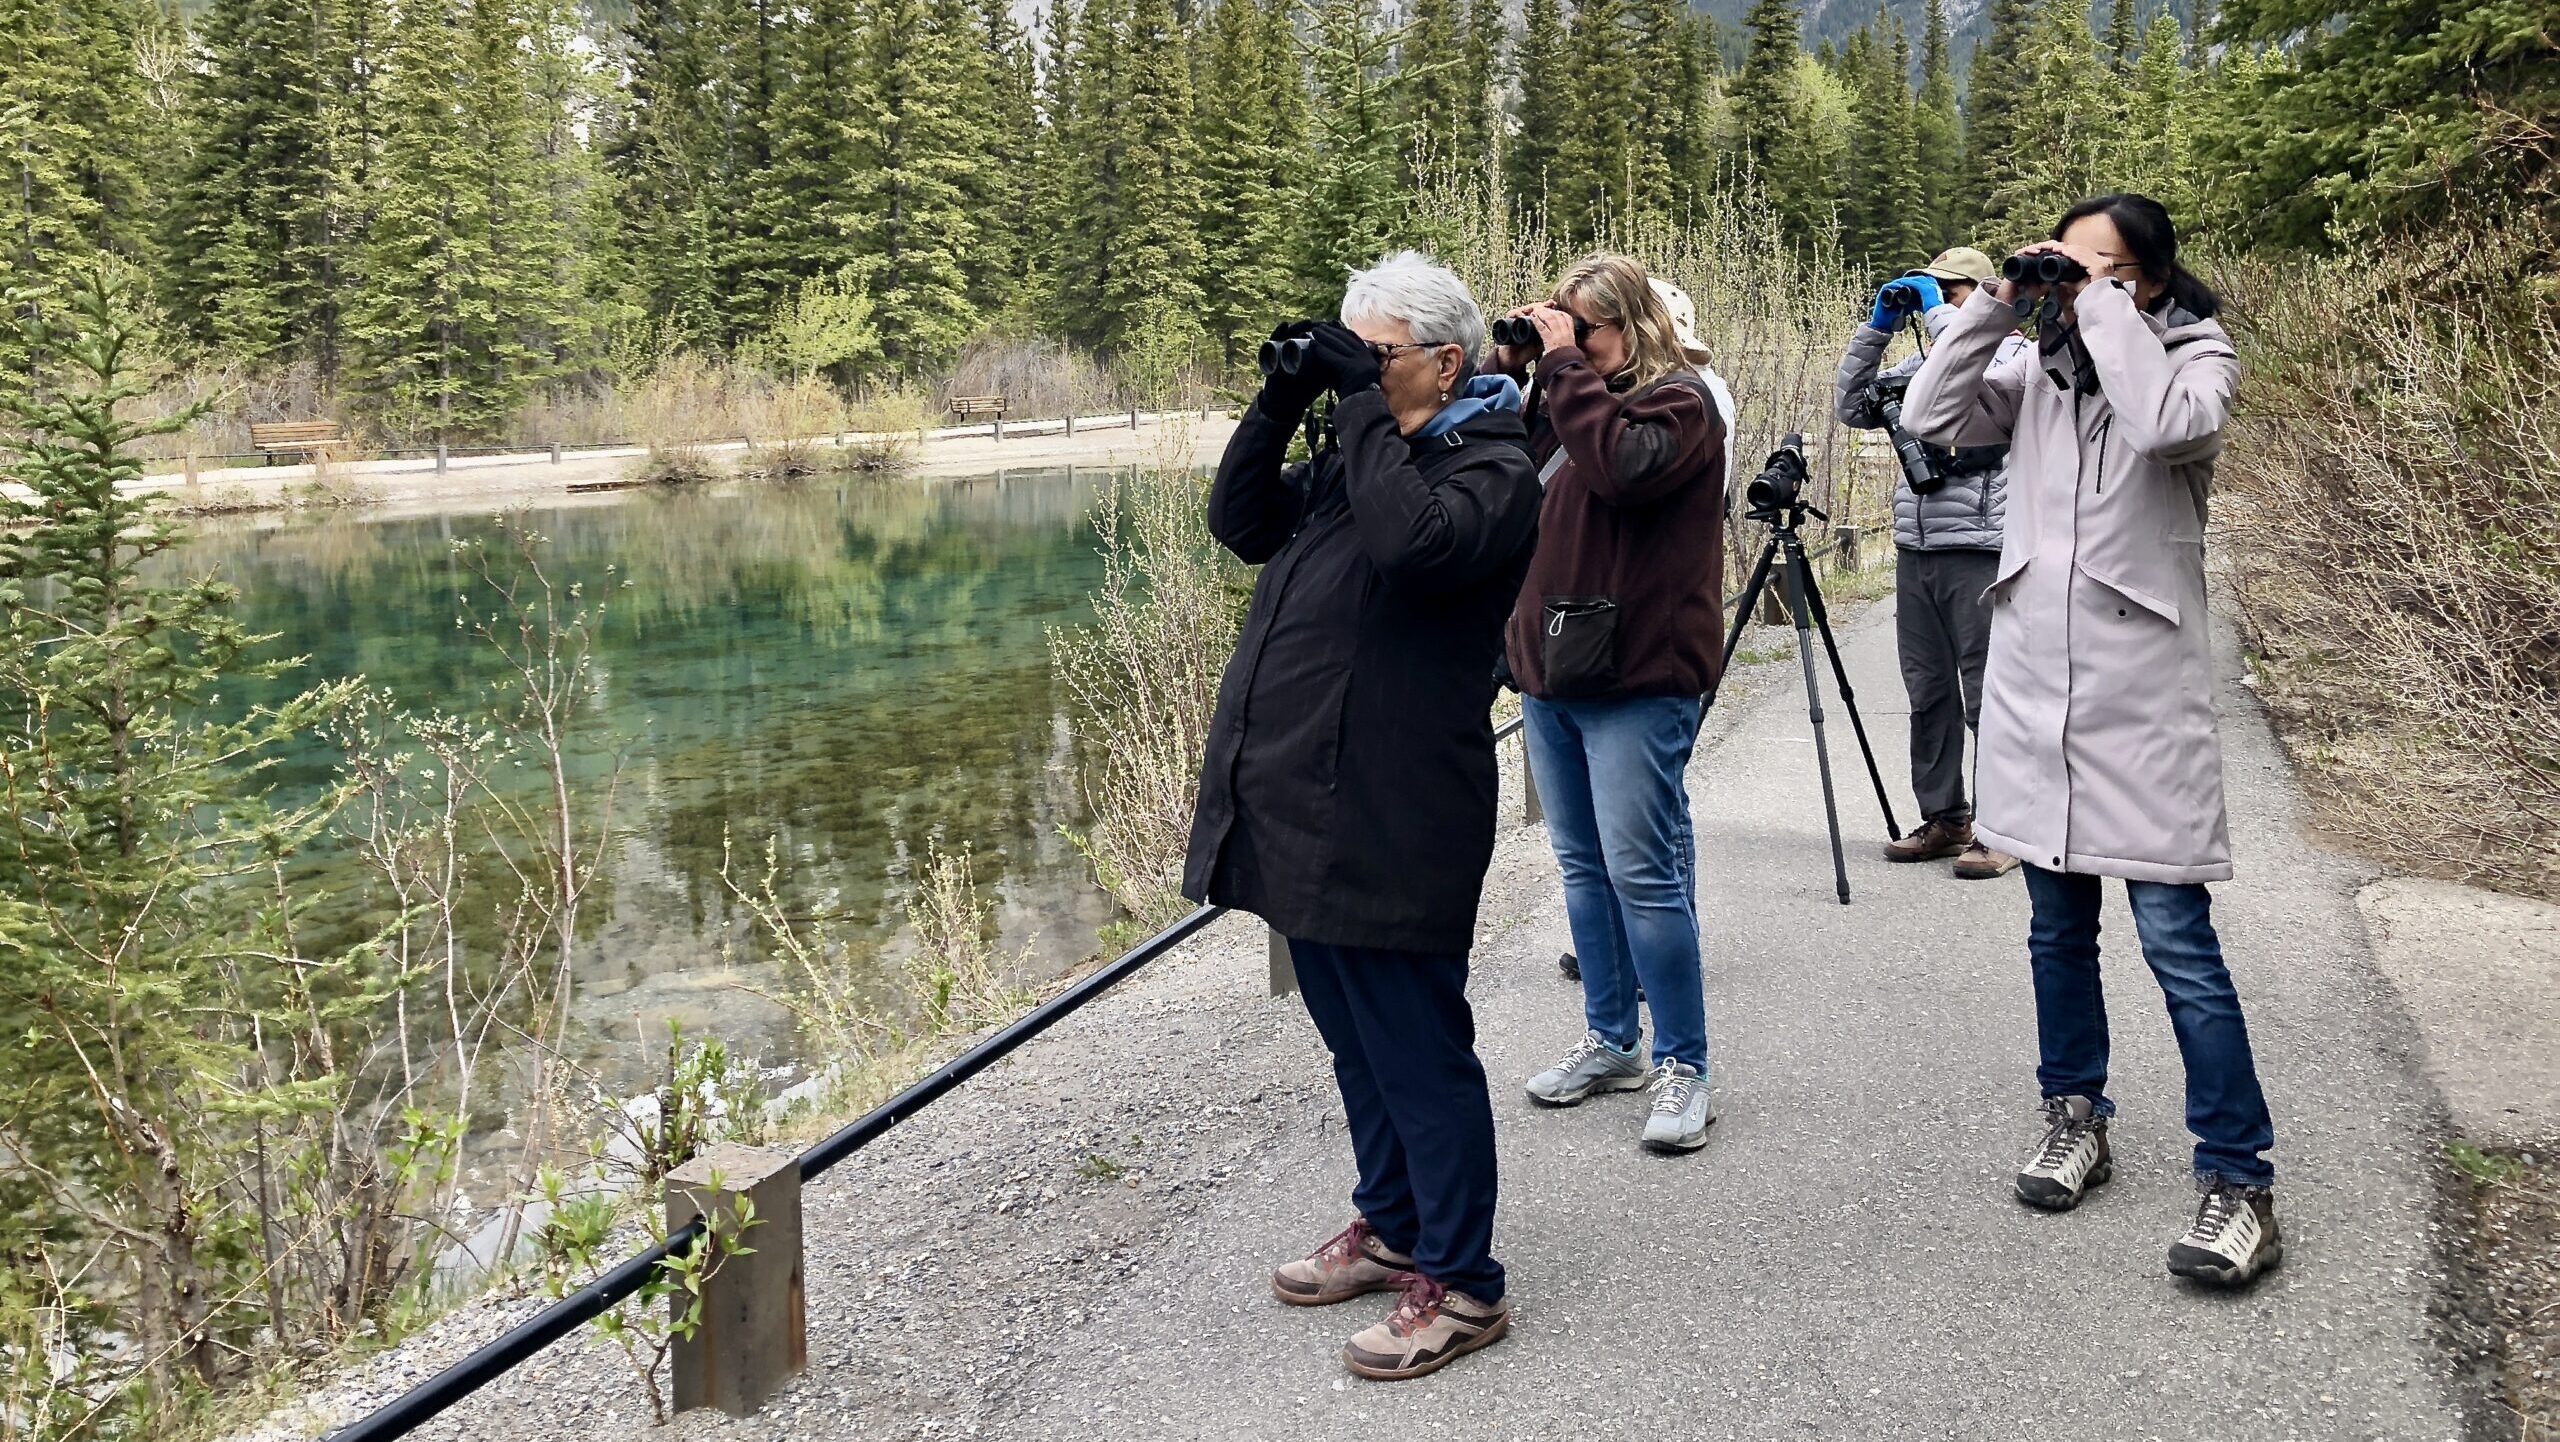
[1869,374,1946,496]
[2001,251,2088,286]
[1746,432,1810,522]
[1257,335,1312,378]
[1490,313,1592,350]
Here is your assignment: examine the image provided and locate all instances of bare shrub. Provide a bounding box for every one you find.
[740,376,848,478]
[945,331,1120,419]
[1047,425,1243,935]
[831,382,930,470]
[902,841,1033,1033]
[2217,236,2560,899]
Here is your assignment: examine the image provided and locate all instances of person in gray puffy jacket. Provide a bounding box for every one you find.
[1834,245,2029,880]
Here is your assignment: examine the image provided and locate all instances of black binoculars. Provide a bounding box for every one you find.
[2002,252,2089,286]
[1257,335,1312,377]
[1490,313,1592,350]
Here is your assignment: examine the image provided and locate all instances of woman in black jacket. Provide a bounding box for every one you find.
[1182,250,1541,1383]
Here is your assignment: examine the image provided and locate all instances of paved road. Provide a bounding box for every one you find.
[322,596,2470,1442]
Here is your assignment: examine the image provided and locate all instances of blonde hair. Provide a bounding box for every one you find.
[1552,252,1689,393]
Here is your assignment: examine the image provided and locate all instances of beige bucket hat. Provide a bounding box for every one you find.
[1648,277,1715,364]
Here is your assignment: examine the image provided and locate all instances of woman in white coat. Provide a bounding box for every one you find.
[1905,193,2281,1290]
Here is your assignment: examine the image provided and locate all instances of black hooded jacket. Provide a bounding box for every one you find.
[1181,386,1542,955]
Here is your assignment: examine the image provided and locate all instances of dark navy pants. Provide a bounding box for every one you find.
[1286,938,1506,1304]
[2023,865,2277,1187]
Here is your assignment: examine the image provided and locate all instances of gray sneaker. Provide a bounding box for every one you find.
[1524,1030,1649,1107]
[1639,1060,1716,1152]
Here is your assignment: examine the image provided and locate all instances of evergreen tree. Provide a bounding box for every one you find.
[1505,0,1570,215]
[1398,0,1474,174]
[965,0,1042,306]
[1195,0,1306,359]
[2121,9,2192,214]
[1457,0,1506,163]
[2209,0,2559,246]
[1553,0,1638,236]
[342,0,580,435]
[1099,0,1207,353]
[159,0,335,361]
[1022,0,1083,326]
[1984,0,2114,237]
[607,0,733,342]
[1959,0,2039,230]
[1913,0,1963,247]
[1732,0,1838,249]
[2105,0,2139,74]
[1630,0,1708,222]
[847,0,986,370]
[1845,17,1928,270]
[1291,0,1403,305]
[758,0,868,293]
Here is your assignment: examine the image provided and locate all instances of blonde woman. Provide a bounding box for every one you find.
[1488,253,1730,1153]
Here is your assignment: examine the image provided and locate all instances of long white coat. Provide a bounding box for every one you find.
[1904,281,2240,883]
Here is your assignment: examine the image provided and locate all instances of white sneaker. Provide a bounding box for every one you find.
[2014,1095,2112,1210]
[1524,1031,1649,1107]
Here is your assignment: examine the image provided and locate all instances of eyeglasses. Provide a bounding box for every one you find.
[1368,340,1446,366]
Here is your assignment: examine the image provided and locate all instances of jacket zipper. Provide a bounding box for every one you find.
[2094,417,2112,496]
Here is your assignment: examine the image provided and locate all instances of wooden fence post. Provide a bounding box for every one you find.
[666,1144,805,1419]
[1758,562,1790,626]
[1834,524,1862,572]
[1065,410,1077,437]
[1268,930,1298,998]
[1128,405,1140,432]
[434,441,448,475]
[1521,735,1544,826]
[549,441,563,465]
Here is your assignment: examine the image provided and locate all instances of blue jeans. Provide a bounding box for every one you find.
[1522,694,1708,1072]
[2023,864,2276,1186]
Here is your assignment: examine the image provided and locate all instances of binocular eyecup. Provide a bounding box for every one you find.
[1489,315,1540,349]
[2001,252,2088,286]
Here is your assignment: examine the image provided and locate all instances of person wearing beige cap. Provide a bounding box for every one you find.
[1834,245,2030,880]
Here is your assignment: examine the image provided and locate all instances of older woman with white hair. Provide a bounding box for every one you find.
[1183,250,1542,1382]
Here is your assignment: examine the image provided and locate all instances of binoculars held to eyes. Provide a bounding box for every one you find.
[1257,335,1312,378]
[2002,252,2088,286]
[1490,313,1593,350]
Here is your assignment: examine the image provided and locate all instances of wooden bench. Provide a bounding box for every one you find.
[947,394,1006,440]
[248,420,345,464]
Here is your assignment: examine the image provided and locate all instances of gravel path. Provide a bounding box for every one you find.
[261,596,2471,1441]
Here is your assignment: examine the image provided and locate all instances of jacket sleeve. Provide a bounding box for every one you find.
[1834,324,1893,428]
[1334,390,1538,592]
[2075,281,2236,465]
[1540,348,1723,506]
[1206,397,1311,564]
[1905,287,2028,448]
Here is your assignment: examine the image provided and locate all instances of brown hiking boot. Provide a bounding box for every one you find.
[1342,1275,1510,1380]
[1884,816,1972,863]
[1954,844,2022,880]
[1272,1218,1415,1307]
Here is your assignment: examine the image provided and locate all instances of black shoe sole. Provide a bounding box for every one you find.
[1883,845,1967,863]
[2168,1238,2283,1288]
[2015,1159,2113,1211]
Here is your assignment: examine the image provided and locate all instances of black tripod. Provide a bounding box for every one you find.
[1710,471,1903,904]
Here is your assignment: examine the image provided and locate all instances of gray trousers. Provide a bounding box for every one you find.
[1895,546,1999,824]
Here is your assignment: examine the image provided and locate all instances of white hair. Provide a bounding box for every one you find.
[1339,250,1484,362]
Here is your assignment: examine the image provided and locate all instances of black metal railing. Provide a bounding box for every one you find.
[324,529,1852,1440]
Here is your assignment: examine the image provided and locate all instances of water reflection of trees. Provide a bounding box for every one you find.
[172,470,1117,1078]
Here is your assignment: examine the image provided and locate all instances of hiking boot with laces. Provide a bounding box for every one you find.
[1884,816,1973,863]
[2168,1179,2283,1287]
[2014,1094,2113,1210]
[1639,1059,1716,1153]
[1272,1217,1415,1307]
[1524,1030,1648,1107]
[1341,1274,1510,1381]
[1953,844,2022,880]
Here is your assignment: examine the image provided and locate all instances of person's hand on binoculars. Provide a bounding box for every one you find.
[1489,305,1544,372]
[1522,304,1581,356]
[1867,274,1942,329]
[1255,318,1325,417]
[2004,240,2115,305]
[1301,322,1382,395]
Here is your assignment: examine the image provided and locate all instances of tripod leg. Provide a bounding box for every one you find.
[1783,539,1853,906]
[1799,561,1907,842]
[1718,536,1782,678]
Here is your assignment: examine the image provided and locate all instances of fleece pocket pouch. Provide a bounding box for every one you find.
[1539,597,1620,698]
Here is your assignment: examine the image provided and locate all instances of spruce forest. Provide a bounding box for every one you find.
[5,0,2551,441]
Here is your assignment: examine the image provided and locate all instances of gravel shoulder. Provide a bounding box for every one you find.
[247,595,2476,1442]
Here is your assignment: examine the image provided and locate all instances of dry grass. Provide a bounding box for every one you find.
[2217,237,2560,900]
[1046,423,1243,940]
[838,383,933,470]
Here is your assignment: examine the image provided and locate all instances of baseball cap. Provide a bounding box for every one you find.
[1914,247,1996,284]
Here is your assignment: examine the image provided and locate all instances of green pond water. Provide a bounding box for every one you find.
[174,469,1122,1097]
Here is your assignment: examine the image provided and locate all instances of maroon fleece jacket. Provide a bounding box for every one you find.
[1501,345,1729,699]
